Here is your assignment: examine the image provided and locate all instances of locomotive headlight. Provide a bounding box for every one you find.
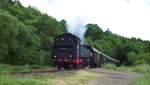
[69,55,72,57]
[54,56,56,58]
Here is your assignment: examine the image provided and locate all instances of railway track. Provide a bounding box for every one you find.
[0,68,79,77]
[0,69,58,76]
[0,68,107,77]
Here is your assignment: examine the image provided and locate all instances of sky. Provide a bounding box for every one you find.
[19,0,150,40]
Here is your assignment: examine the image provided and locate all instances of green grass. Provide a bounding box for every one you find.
[0,64,52,73]
[102,64,150,73]
[0,70,96,85]
[62,71,96,85]
[0,76,48,85]
[133,64,150,73]
[130,64,150,85]
[102,63,117,70]
[103,64,150,85]
[130,74,150,85]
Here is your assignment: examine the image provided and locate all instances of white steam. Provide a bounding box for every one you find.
[67,17,88,43]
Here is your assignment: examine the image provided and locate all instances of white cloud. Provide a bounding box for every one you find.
[20,0,150,40]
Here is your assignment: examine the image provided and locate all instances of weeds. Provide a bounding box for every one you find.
[0,70,96,85]
[102,63,117,70]
[0,64,52,73]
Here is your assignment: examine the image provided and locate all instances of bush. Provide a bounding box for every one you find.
[102,63,117,70]
[133,64,150,73]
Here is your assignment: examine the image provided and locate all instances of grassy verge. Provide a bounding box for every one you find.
[102,64,150,73]
[130,74,150,85]
[102,63,117,70]
[0,64,53,73]
[129,64,150,85]
[103,63,150,85]
[0,76,46,85]
[52,70,96,85]
[0,70,96,85]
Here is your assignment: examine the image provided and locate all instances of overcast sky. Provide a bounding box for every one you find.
[20,0,150,40]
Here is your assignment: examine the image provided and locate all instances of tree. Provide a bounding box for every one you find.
[34,14,65,64]
[60,19,67,33]
[0,11,41,65]
[0,12,19,64]
[127,52,137,65]
[85,24,103,40]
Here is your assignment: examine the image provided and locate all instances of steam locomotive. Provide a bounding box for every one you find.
[52,33,119,70]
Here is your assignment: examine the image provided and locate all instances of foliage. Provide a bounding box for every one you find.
[102,63,117,70]
[85,23,103,40]
[0,0,150,66]
[0,0,66,65]
[127,52,137,65]
[85,24,150,65]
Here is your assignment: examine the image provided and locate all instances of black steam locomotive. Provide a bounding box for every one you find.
[52,33,119,70]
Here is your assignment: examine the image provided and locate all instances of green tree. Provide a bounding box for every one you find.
[85,24,103,40]
[0,12,19,64]
[34,14,65,64]
[127,52,137,65]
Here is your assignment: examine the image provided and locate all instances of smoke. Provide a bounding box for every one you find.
[67,17,88,43]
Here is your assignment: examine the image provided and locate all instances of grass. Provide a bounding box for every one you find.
[51,70,96,85]
[102,63,150,73]
[0,64,52,73]
[0,64,96,85]
[133,64,150,73]
[130,64,150,85]
[102,63,117,70]
[103,63,150,85]
[0,76,47,85]
[130,74,150,85]
[0,70,96,85]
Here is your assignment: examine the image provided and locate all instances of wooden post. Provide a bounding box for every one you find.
[97,54,99,68]
[40,50,44,65]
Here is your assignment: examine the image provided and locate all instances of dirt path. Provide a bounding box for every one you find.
[88,69,139,85]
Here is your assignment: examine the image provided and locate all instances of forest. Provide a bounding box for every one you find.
[0,0,150,66]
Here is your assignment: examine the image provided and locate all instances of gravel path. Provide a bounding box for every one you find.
[88,69,139,85]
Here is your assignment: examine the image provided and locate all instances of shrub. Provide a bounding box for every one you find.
[102,63,117,70]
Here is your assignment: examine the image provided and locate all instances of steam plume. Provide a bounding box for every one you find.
[67,17,87,43]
